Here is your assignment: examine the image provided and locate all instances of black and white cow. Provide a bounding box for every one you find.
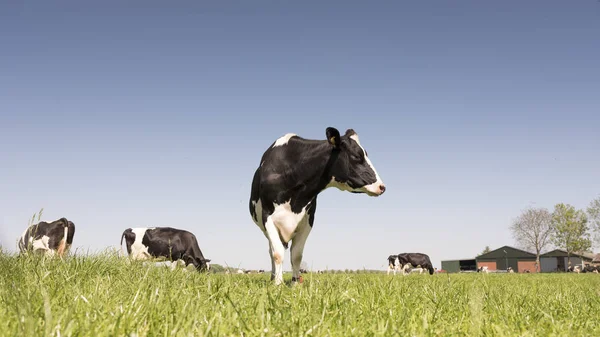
[120,227,211,272]
[249,127,386,285]
[387,255,400,275]
[396,253,435,275]
[18,217,76,257]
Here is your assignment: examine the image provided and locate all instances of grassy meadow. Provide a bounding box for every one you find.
[1,252,600,337]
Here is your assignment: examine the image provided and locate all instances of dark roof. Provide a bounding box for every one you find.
[541,249,595,260]
[476,245,536,260]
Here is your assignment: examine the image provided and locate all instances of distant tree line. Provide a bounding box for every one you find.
[509,195,600,272]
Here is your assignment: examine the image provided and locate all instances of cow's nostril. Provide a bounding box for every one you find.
[380,185,386,193]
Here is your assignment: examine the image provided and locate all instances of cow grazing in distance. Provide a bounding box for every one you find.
[387,255,400,275]
[477,266,489,273]
[396,253,435,275]
[18,217,75,257]
[120,227,211,272]
[249,127,386,285]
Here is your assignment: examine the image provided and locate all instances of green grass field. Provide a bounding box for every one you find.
[1,252,599,337]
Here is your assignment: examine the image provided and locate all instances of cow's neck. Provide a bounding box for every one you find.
[288,140,339,205]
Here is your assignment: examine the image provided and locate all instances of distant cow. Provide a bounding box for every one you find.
[18,218,75,257]
[249,127,386,285]
[387,255,400,275]
[120,227,211,272]
[396,253,435,275]
[477,266,489,273]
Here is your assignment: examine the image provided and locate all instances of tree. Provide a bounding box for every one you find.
[551,203,592,268]
[209,264,225,273]
[480,246,491,255]
[587,196,600,245]
[510,207,553,272]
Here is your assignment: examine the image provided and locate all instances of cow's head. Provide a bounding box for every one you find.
[326,127,386,196]
[197,258,211,272]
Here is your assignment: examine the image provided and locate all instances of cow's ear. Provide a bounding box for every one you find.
[326,127,341,149]
[204,259,211,263]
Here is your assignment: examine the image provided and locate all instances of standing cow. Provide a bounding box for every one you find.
[387,255,400,275]
[396,253,435,275]
[120,227,211,272]
[249,127,386,285]
[18,217,76,257]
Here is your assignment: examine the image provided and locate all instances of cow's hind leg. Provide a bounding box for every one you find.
[264,216,286,285]
[290,218,311,283]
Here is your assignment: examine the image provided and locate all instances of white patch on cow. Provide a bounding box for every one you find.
[290,216,311,281]
[271,200,308,243]
[129,228,153,260]
[251,199,263,227]
[264,215,286,285]
[29,235,52,255]
[401,263,411,276]
[260,200,311,285]
[349,134,385,196]
[272,133,296,147]
[57,226,69,257]
[325,177,354,192]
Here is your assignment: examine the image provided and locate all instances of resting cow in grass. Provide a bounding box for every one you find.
[18,217,75,257]
[249,127,386,285]
[120,227,211,272]
[396,253,435,275]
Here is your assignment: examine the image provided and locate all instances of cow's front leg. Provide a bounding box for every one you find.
[264,216,286,285]
[290,219,311,283]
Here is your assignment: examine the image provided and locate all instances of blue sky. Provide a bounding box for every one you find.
[1,1,599,271]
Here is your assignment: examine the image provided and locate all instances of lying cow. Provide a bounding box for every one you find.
[18,217,75,257]
[477,266,489,273]
[396,253,435,275]
[120,227,211,272]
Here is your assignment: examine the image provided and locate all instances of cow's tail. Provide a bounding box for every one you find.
[120,229,130,257]
[57,219,69,257]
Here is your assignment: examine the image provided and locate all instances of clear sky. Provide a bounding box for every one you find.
[1,1,599,271]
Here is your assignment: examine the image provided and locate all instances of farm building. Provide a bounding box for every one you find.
[440,258,477,273]
[539,249,595,272]
[476,245,537,273]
